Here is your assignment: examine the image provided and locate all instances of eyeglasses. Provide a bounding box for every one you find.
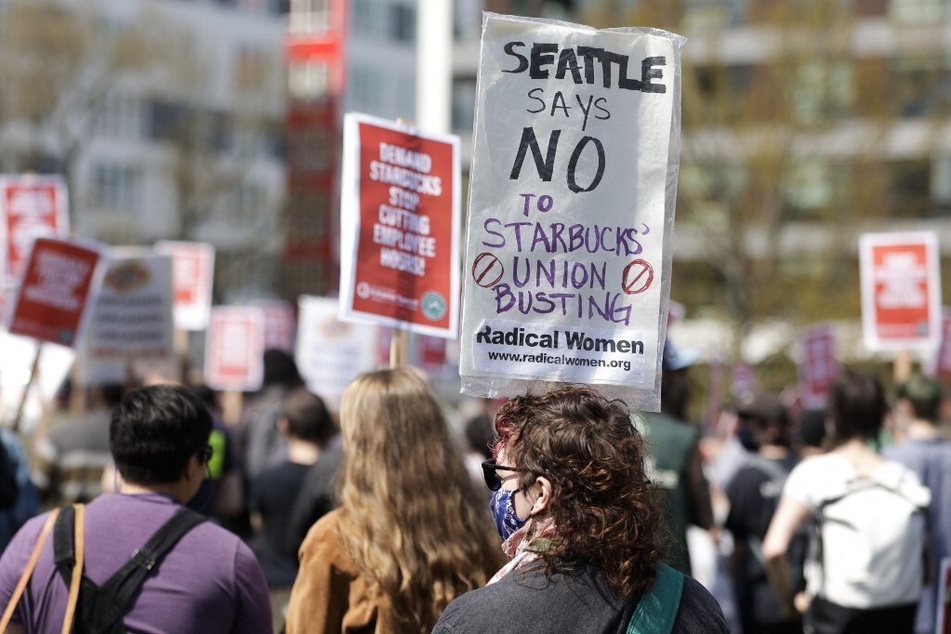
[198,445,214,465]
[481,459,524,491]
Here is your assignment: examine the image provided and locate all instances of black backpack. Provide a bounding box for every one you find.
[52,505,206,634]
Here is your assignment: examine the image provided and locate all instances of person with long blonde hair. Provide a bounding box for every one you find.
[283,368,504,633]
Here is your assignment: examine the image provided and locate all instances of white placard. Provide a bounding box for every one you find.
[296,295,380,411]
[458,13,685,409]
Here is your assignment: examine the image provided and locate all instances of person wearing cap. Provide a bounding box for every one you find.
[725,390,805,634]
[636,340,716,576]
[883,372,951,634]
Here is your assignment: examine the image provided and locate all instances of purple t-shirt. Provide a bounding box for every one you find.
[0,492,272,634]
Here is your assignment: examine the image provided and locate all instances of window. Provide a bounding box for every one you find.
[889,0,944,23]
[286,190,331,238]
[288,127,334,172]
[234,46,272,93]
[790,60,854,124]
[890,56,951,118]
[451,77,477,134]
[389,3,415,42]
[351,0,374,35]
[288,59,330,101]
[349,66,383,111]
[96,93,140,140]
[891,159,932,217]
[147,100,186,141]
[780,162,850,220]
[92,163,142,212]
[231,183,267,227]
[289,0,331,33]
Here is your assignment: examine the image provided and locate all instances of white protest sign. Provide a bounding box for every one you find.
[459,14,685,408]
[80,248,175,384]
[0,174,70,288]
[296,295,380,411]
[204,306,266,392]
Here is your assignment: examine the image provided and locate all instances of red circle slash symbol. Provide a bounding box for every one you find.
[472,252,504,288]
[622,259,654,295]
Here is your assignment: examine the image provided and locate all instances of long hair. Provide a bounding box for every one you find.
[494,385,666,598]
[336,368,503,632]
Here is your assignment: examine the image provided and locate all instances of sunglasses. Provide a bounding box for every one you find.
[481,459,524,491]
[198,445,214,465]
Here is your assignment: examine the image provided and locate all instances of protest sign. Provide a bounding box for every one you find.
[80,248,175,383]
[798,324,838,410]
[296,295,379,411]
[0,175,69,288]
[7,237,104,348]
[338,113,461,338]
[204,306,266,392]
[458,14,685,408]
[154,240,215,331]
[859,231,941,351]
[252,299,296,353]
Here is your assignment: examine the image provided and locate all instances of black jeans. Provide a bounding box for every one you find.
[805,597,917,634]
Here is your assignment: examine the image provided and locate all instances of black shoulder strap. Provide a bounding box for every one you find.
[54,506,207,634]
[87,508,207,631]
[52,504,78,586]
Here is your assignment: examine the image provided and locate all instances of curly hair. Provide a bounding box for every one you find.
[336,368,504,632]
[494,385,666,598]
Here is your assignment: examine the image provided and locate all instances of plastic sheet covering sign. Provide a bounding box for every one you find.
[338,113,461,338]
[859,231,941,351]
[0,174,69,288]
[204,306,266,392]
[6,237,105,348]
[83,248,175,374]
[154,240,215,332]
[459,13,686,409]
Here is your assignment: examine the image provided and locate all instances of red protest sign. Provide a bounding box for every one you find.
[798,324,838,409]
[204,306,265,391]
[339,114,460,338]
[0,175,69,287]
[860,232,941,351]
[7,237,103,347]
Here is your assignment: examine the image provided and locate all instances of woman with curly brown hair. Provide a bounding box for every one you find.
[283,368,504,633]
[433,385,727,633]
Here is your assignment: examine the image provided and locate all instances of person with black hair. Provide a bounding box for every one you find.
[0,384,272,633]
[249,387,338,631]
[763,370,930,634]
[237,349,305,480]
[725,390,805,634]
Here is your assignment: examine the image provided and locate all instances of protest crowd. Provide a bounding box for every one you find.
[0,10,947,634]
[0,337,942,634]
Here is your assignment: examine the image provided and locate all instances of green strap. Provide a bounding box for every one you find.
[627,563,684,634]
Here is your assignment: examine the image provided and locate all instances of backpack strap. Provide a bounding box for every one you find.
[53,506,206,634]
[87,508,207,632]
[0,508,61,631]
[626,563,684,634]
